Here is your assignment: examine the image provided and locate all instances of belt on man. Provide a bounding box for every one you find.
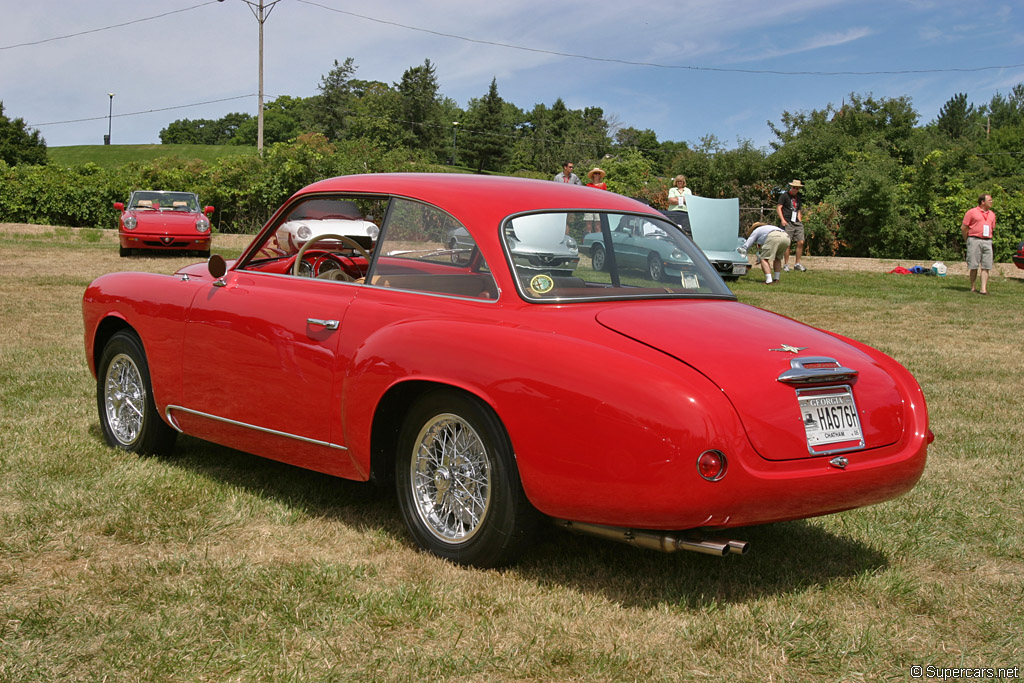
[969,236,992,240]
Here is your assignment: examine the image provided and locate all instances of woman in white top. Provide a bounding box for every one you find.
[667,175,691,213]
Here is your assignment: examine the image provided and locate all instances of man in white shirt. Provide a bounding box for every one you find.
[553,162,582,185]
[741,222,791,285]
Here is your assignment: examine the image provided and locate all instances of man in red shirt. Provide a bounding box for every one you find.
[961,193,996,295]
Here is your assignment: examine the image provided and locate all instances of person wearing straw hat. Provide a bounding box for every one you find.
[741,221,790,285]
[586,167,608,190]
[776,180,806,272]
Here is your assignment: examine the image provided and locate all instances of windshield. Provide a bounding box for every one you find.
[129,191,201,212]
[503,211,735,301]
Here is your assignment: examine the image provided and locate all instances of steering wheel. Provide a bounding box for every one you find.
[292,233,372,277]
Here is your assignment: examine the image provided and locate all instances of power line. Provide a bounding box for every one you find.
[28,95,257,127]
[294,0,1024,77]
[0,1,224,50]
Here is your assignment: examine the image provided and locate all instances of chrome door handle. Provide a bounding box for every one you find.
[307,318,339,330]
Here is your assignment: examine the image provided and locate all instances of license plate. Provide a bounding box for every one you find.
[796,385,864,453]
[731,264,747,275]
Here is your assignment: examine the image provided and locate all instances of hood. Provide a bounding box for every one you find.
[129,210,206,234]
[596,300,905,460]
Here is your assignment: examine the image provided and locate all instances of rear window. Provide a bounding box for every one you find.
[503,211,735,301]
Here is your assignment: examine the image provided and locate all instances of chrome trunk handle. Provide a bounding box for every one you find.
[777,356,858,385]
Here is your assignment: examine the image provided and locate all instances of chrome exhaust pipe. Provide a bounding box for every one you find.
[553,519,747,557]
[726,539,750,555]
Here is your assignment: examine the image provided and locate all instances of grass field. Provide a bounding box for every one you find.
[1,226,1022,681]
[47,144,258,169]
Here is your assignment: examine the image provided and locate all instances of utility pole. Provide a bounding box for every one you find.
[242,0,281,155]
[451,121,460,165]
[105,93,114,145]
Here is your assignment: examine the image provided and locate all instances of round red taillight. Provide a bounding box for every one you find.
[697,450,727,481]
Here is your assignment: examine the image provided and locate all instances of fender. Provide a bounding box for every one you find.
[83,271,204,416]
[337,299,746,523]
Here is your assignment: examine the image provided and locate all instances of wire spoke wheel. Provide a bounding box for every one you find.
[103,353,146,446]
[96,330,177,455]
[411,413,490,543]
[395,390,538,567]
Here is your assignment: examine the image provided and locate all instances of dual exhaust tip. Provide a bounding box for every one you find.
[554,519,749,557]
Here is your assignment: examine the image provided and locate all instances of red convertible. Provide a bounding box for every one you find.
[84,174,930,567]
[114,190,214,257]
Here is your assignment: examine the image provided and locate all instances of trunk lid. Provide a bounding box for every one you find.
[596,300,905,460]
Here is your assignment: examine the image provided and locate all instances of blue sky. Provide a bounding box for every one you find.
[2,0,1023,153]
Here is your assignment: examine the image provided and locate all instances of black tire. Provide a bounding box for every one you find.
[647,253,665,281]
[119,247,130,257]
[96,330,177,455]
[395,389,537,567]
[448,239,467,265]
[591,244,607,272]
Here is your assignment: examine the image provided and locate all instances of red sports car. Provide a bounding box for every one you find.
[114,190,214,257]
[1013,240,1024,270]
[83,174,930,567]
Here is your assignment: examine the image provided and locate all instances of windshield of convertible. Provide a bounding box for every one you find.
[503,211,734,300]
[129,191,200,212]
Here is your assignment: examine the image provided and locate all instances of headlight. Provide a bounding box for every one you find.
[565,236,578,253]
[367,224,380,240]
[670,249,686,261]
[297,224,312,240]
[123,216,137,230]
[195,217,211,233]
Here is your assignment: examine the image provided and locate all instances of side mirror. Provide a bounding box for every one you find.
[204,206,215,216]
[113,202,125,211]
[208,254,227,280]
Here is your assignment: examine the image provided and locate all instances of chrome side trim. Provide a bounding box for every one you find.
[164,404,348,451]
[777,356,858,385]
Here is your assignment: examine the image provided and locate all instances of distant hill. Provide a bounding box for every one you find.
[48,144,258,169]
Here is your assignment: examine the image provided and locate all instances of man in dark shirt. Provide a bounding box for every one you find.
[776,180,806,272]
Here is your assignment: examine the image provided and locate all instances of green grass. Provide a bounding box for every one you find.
[1,230,1022,681]
[47,144,258,169]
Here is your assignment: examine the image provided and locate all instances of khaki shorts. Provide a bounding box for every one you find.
[967,236,993,270]
[784,220,804,243]
[761,231,791,262]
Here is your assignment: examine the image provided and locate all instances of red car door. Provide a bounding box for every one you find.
[174,270,364,479]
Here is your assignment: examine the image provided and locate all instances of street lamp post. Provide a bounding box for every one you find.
[451,121,460,165]
[105,93,114,145]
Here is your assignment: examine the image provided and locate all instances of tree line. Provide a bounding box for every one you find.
[2,58,1023,261]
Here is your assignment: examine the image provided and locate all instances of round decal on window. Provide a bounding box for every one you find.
[529,274,555,296]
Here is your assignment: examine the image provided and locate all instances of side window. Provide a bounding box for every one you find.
[244,195,385,281]
[372,198,497,300]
